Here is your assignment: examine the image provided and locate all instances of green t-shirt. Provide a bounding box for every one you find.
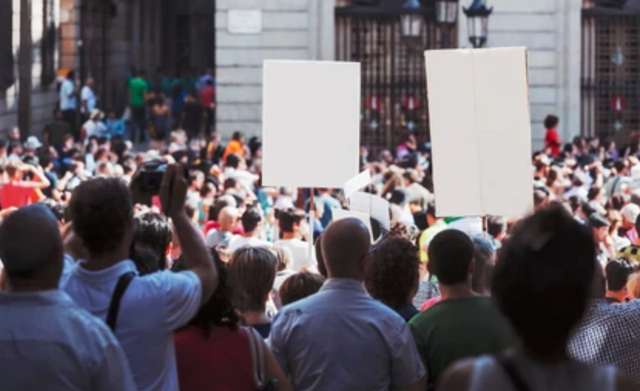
[409,297,516,388]
[129,77,148,107]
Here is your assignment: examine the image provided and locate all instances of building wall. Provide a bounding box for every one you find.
[0,0,61,138]
[458,0,582,151]
[215,0,336,139]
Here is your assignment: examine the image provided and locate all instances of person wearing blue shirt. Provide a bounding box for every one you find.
[269,218,427,391]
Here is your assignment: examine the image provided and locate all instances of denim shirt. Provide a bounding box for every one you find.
[269,278,426,391]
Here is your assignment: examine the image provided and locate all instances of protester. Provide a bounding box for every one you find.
[486,215,506,250]
[279,270,325,307]
[174,250,292,391]
[81,77,98,116]
[409,230,516,389]
[205,206,239,248]
[223,131,244,162]
[61,167,218,391]
[228,208,270,253]
[364,236,421,321]
[228,246,277,339]
[605,258,634,304]
[270,218,427,391]
[201,80,216,134]
[275,208,316,272]
[128,69,149,143]
[130,211,173,275]
[43,109,72,151]
[181,91,203,139]
[544,115,561,157]
[440,206,633,391]
[0,205,136,390]
[59,70,78,131]
[0,162,51,209]
[617,212,640,263]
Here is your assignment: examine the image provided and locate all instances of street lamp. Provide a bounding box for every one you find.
[435,1,458,24]
[463,0,493,48]
[401,0,423,42]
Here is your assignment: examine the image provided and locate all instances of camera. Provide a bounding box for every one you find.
[138,160,167,194]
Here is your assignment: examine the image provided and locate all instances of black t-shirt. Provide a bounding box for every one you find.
[182,102,202,132]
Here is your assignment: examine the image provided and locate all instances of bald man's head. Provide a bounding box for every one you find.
[0,204,63,285]
[219,206,240,232]
[322,218,371,280]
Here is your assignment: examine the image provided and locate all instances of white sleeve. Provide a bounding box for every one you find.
[81,87,89,101]
[158,270,203,331]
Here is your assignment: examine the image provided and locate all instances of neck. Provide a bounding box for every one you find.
[606,290,627,303]
[439,283,476,300]
[282,232,296,240]
[242,230,256,238]
[241,310,270,325]
[83,248,130,271]
[522,346,569,365]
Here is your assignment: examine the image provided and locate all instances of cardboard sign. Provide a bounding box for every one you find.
[425,48,533,217]
[343,169,372,198]
[349,192,391,231]
[332,209,373,242]
[262,61,361,188]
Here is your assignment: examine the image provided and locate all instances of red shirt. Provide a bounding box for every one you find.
[545,128,561,157]
[0,182,34,209]
[203,221,244,236]
[201,86,215,108]
[174,326,254,391]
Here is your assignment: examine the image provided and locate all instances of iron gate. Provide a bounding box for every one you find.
[336,6,456,154]
[582,8,640,141]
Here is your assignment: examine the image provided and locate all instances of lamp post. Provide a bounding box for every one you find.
[401,0,424,45]
[463,0,493,48]
[435,1,458,48]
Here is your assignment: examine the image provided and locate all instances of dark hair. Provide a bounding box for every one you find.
[280,271,326,306]
[228,247,277,312]
[544,115,559,130]
[225,153,240,169]
[587,185,601,201]
[223,177,237,191]
[533,189,549,209]
[426,202,437,218]
[69,178,133,255]
[487,216,506,238]
[130,212,172,275]
[67,70,75,79]
[610,194,627,211]
[389,188,408,207]
[184,204,197,220]
[176,250,241,332]
[278,208,305,233]
[365,237,420,307]
[232,131,243,141]
[588,214,610,230]
[241,208,262,233]
[38,150,53,169]
[428,230,474,286]
[492,206,595,357]
[614,159,627,175]
[605,258,634,292]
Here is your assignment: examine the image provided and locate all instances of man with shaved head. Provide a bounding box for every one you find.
[205,205,239,248]
[0,205,135,390]
[269,218,427,391]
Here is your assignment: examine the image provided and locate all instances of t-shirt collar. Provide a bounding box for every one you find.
[73,259,138,283]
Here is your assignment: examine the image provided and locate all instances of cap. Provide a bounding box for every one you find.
[621,203,640,224]
[23,136,42,151]
[588,214,610,229]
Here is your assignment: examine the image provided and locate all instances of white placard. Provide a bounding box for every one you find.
[425,48,533,217]
[349,192,391,231]
[343,169,371,198]
[332,209,373,242]
[262,61,361,188]
[227,10,262,34]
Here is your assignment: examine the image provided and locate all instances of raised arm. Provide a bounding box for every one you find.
[160,164,218,303]
[21,165,51,189]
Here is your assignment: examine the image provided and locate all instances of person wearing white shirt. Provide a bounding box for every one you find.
[227,208,271,254]
[275,208,317,272]
[81,77,98,115]
[61,166,218,391]
[0,204,136,391]
[59,70,78,130]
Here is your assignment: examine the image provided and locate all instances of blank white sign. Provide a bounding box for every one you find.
[425,48,533,217]
[262,61,361,188]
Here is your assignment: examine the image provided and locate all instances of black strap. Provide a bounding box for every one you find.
[106,272,136,332]
[496,353,533,391]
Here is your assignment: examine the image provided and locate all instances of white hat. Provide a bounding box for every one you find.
[23,136,42,151]
[621,203,640,225]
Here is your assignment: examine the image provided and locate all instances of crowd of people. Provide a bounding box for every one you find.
[0,77,640,391]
